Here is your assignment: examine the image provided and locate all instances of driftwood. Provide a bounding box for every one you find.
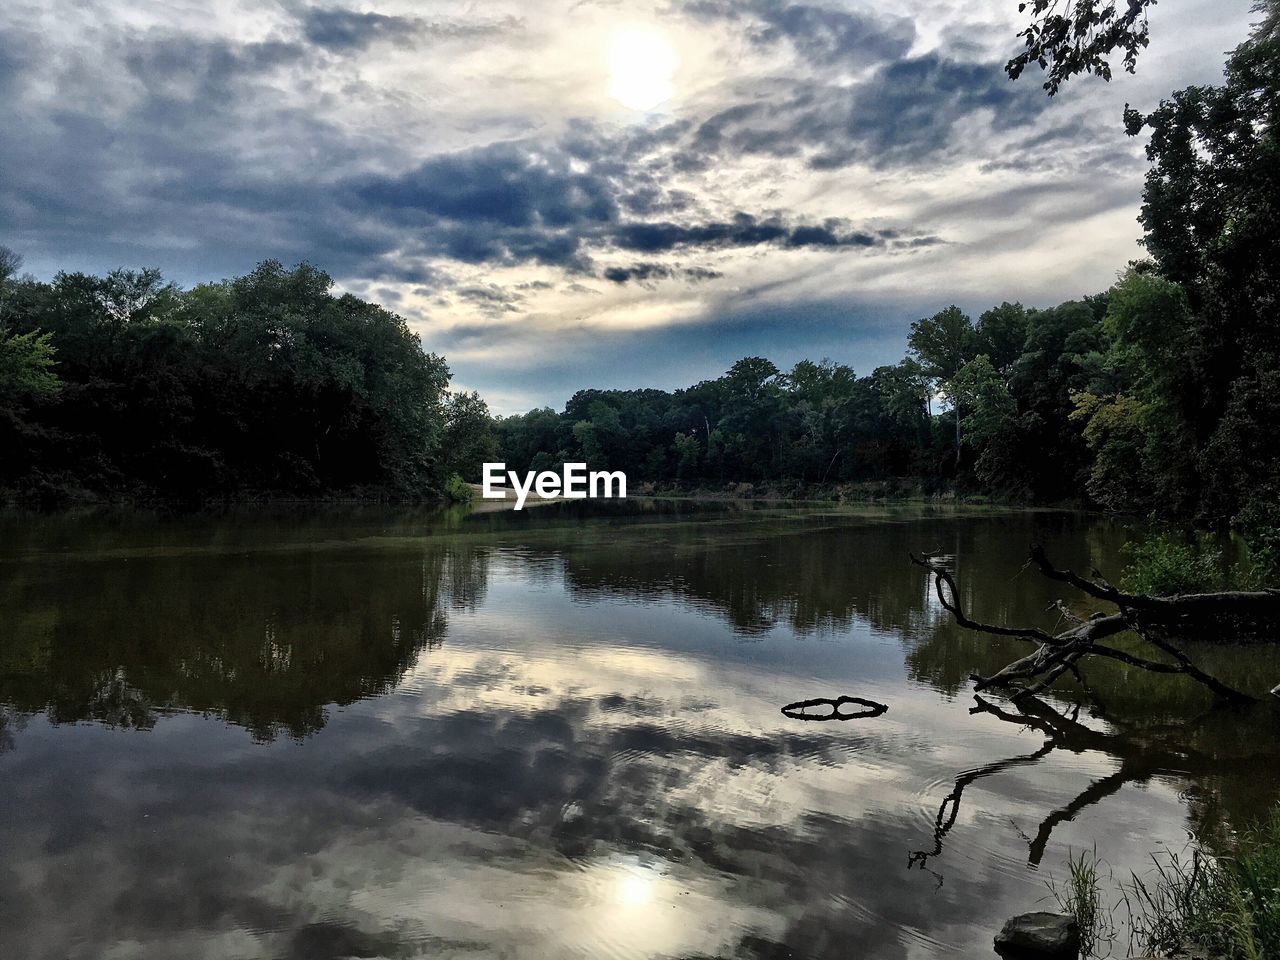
[910,545,1280,705]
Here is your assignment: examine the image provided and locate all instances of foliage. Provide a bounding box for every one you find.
[442,390,497,482]
[1236,492,1280,587]
[0,325,58,400]
[0,245,22,284]
[1070,392,1151,512]
[975,301,1031,374]
[1123,4,1280,524]
[1007,0,1156,94]
[1045,808,1280,960]
[444,473,473,503]
[952,355,1014,448]
[1120,533,1225,596]
[493,355,934,488]
[908,305,975,385]
[0,260,460,502]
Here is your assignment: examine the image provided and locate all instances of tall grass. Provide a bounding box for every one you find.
[1049,809,1280,959]
[1048,846,1117,958]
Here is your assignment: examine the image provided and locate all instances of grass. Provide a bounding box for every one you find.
[1050,808,1280,959]
[1048,846,1118,959]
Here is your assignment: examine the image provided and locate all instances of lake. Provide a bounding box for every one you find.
[2,501,1278,959]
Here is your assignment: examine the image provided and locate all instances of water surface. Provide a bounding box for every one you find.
[2,501,1278,959]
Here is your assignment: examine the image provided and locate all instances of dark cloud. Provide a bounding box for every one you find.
[827,54,1049,162]
[684,53,1052,171]
[0,30,28,100]
[894,235,946,249]
[123,36,307,89]
[682,0,916,65]
[611,212,880,253]
[299,8,525,52]
[603,263,673,283]
[300,9,419,50]
[455,282,525,315]
[355,143,618,229]
[618,184,698,216]
[344,141,911,275]
[601,262,723,284]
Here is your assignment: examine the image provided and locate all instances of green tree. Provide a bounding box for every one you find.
[909,305,976,464]
[1122,4,1280,520]
[673,431,701,479]
[975,302,1030,375]
[494,407,565,474]
[951,355,1021,493]
[1100,269,1199,513]
[952,355,1014,448]
[1070,392,1153,511]
[441,391,497,482]
[0,246,24,325]
[1,259,453,501]
[0,326,58,400]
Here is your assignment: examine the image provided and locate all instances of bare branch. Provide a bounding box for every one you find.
[915,546,1270,705]
[910,553,1059,645]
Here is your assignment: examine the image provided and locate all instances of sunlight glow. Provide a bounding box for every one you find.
[615,872,655,906]
[607,25,677,111]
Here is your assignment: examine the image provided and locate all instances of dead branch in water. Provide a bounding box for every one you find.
[910,547,1280,705]
[780,695,888,721]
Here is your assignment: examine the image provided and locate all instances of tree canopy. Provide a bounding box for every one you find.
[0,259,485,503]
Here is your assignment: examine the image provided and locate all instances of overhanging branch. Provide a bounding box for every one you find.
[913,547,1273,705]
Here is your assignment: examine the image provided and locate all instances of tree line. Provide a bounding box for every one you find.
[0,256,494,503]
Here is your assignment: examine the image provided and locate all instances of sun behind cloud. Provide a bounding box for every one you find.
[607,24,677,111]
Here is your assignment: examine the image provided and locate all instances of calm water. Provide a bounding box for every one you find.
[2,501,1279,960]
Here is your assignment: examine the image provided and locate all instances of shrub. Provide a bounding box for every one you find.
[444,473,473,503]
[1120,534,1224,596]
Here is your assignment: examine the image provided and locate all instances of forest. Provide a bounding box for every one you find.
[0,256,494,503]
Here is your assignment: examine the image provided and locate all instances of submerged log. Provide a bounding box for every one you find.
[910,546,1280,704]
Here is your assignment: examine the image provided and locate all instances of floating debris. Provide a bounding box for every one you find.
[780,696,888,721]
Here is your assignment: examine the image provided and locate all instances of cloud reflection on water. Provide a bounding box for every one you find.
[1,504,1277,959]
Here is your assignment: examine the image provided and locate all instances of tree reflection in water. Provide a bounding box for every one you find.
[0,520,491,741]
[909,692,1275,876]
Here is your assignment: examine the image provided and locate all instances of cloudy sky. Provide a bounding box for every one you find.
[0,0,1260,412]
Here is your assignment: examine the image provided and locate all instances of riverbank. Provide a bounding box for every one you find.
[1051,805,1280,960]
[637,477,1053,506]
[0,477,1040,512]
